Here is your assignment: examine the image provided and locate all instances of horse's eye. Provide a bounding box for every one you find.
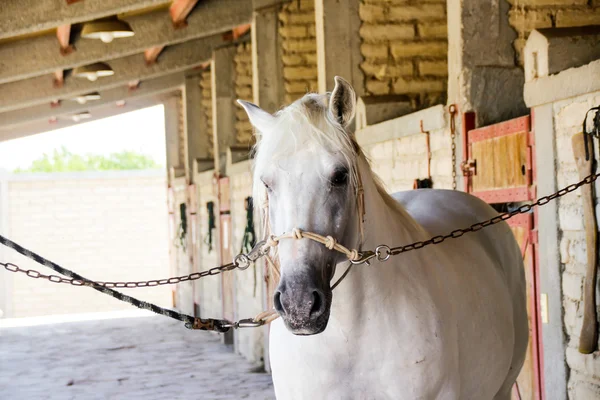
[330,169,348,186]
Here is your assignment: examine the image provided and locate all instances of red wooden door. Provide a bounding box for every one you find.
[463,114,544,400]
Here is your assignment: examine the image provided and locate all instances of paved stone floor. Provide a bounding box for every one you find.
[0,314,275,400]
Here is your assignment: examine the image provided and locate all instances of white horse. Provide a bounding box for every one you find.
[238,76,528,400]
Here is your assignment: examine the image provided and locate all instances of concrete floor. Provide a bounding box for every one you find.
[0,312,275,400]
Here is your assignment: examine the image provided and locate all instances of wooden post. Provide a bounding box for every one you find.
[315,0,363,95]
[184,74,210,182]
[163,94,184,178]
[252,6,284,113]
[211,46,237,176]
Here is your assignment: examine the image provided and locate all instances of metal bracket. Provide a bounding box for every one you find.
[461,159,477,176]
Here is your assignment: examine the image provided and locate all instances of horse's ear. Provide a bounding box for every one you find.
[328,76,356,128]
[237,100,275,135]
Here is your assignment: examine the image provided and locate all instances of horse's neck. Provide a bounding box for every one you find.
[358,157,423,250]
[331,157,425,319]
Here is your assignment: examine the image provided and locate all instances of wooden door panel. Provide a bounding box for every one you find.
[510,222,537,400]
[467,116,532,203]
[465,114,542,400]
[472,131,527,192]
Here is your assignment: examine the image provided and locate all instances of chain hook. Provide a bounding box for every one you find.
[349,251,376,265]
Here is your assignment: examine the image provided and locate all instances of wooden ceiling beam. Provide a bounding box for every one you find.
[56,24,74,56]
[144,45,166,66]
[0,0,251,85]
[0,34,225,113]
[169,0,200,28]
[53,70,64,88]
[0,73,184,130]
[0,0,172,40]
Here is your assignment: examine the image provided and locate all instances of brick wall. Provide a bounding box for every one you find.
[359,0,448,108]
[279,0,318,104]
[1,171,171,319]
[508,0,600,65]
[358,105,453,191]
[200,69,214,158]
[553,90,600,399]
[234,42,254,147]
[363,124,452,191]
[229,162,265,365]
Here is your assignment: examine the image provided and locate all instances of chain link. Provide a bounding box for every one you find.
[6,172,600,283]
[383,172,598,257]
[449,104,458,191]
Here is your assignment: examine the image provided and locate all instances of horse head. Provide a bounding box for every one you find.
[238,77,363,335]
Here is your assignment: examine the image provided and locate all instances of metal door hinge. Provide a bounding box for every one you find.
[461,159,477,176]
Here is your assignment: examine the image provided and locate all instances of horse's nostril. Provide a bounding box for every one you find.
[310,290,324,318]
[274,291,285,315]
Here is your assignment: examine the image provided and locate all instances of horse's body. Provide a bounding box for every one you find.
[269,178,528,399]
[238,77,528,400]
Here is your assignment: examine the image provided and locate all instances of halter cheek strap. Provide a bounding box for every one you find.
[260,167,365,256]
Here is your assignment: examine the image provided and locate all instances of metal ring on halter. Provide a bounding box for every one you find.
[375,245,391,262]
[234,254,251,270]
[349,250,376,265]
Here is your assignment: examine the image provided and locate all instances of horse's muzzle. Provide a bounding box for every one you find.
[274,275,331,335]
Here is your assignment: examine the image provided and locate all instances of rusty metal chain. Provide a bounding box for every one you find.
[0,236,268,289]
[7,171,600,282]
[350,172,600,265]
[449,104,458,191]
[2,170,600,331]
[1,260,236,288]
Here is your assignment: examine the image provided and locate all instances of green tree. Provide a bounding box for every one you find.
[14,147,162,173]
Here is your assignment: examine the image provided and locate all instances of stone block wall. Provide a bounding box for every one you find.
[508,0,600,65]
[553,90,600,399]
[362,125,451,192]
[200,69,214,159]
[1,171,171,319]
[194,169,222,320]
[234,42,255,147]
[279,0,318,104]
[358,105,453,192]
[229,162,265,365]
[359,0,448,108]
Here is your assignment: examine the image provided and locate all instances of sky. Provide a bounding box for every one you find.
[0,104,166,172]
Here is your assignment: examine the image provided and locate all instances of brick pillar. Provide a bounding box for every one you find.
[447,0,527,191]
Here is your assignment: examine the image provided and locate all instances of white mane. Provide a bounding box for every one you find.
[251,92,412,228]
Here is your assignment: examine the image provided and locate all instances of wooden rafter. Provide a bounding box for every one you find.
[53,70,64,89]
[223,23,251,41]
[128,79,141,91]
[169,0,200,29]
[144,46,166,66]
[56,24,74,56]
